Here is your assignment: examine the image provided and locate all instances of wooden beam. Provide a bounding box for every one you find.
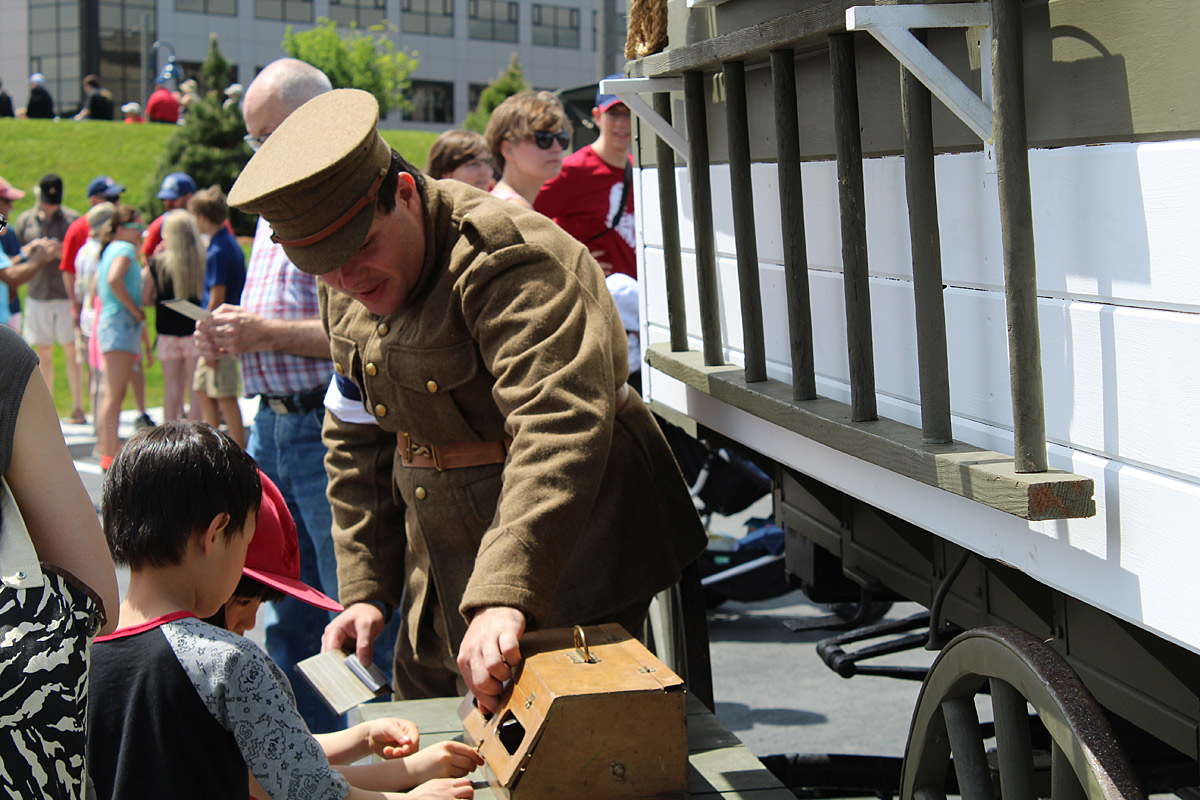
[723,60,767,383]
[684,70,725,366]
[901,36,954,444]
[627,1,857,78]
[830,33,878,422]
[646,344,1096,521]
[993,0,1048,473]
[654,91,689,352]
[771,47,817,401]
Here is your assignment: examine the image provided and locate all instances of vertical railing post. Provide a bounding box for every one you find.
[771,48,817,401]
[992,0,1047,472]
[723,60,766,383]
[901,34,953,444]
[654,91,688,352]
[684,69,724,367]
[829,33,877,422]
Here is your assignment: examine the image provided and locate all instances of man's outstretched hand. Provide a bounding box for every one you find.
[456,606,525,714]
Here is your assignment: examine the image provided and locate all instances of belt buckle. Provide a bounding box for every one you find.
[266,396,291,415]
[402,433,440,469]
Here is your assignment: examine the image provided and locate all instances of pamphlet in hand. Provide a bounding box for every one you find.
[296,651,393,715]
[162,298,211,322]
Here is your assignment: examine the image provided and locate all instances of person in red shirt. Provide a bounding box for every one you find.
[534,76,635,280]
[59,176,125,423]
[145,77,180,124]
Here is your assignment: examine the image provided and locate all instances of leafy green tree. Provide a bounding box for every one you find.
[146,34,255,234]
[283,19,418,117]
[463,54,528,133]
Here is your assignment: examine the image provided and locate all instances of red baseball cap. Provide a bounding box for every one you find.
[243,471,343,613]
[0,176,26,201]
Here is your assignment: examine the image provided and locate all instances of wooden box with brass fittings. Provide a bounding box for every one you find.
[458,623,688,799]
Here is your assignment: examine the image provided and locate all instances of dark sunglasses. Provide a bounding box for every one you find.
[0,212,6,235]
[532,130,570,150]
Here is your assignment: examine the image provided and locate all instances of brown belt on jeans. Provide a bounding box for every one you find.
[396,383,630,470]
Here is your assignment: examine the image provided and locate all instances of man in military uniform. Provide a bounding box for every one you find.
[229,89,705,711]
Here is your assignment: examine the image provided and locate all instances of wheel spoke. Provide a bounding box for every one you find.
[942,696,995,800]
[1051,739,1086,800]
[915,786,949,800]
[991,678,1036,800]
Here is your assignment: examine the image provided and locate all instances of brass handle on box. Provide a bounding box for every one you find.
[573,625,599,664]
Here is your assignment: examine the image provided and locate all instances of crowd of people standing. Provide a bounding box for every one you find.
[0,56,703,800]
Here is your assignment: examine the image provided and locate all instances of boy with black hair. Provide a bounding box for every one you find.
[206,469,484,790]
[88,421,477,800]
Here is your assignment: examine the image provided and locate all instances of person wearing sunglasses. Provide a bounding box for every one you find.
[484,91,572,209]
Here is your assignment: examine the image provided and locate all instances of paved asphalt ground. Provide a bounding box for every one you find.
[66,407,933,772]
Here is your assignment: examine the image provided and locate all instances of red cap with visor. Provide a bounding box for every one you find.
[243,471,343,613]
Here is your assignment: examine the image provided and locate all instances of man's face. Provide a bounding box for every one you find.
[319,172,426,317]
[595,103,632,150]
[163,194,190,211]
[0,197,12,219]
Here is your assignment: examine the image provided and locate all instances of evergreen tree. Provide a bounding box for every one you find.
[463,54,528,133]
[283,19,418,118]
[145,34,255,234]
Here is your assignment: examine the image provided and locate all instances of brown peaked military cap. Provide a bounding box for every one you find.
[228,89,392,275]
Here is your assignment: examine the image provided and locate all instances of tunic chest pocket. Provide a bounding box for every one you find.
[384,341,488,442]
[330,334,363,388]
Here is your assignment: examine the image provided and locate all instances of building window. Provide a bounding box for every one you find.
[256,0,313,22]
[403,80,453,123]
[468,82,488,113]
[402,0,453,36]
[96,0,155,113]
[468,0,517,43]
[29,0,83,116]
[329,0,386,27]
[175,0,237,14]
[532,4,578,49]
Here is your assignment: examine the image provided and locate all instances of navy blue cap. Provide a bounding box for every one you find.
[157,172,197,201]
[595,74,625,113]
[86,175,125,199]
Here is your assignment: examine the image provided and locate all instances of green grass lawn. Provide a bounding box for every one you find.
[2,116,440,419]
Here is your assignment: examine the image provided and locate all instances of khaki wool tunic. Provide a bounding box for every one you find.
[320,177,706,695]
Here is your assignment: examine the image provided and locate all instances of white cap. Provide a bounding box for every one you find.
[605,273,639,332]
[29,73,45,86]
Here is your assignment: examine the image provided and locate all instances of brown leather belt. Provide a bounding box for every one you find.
[397,383,630,470]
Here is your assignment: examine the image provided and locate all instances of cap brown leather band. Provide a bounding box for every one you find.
[395,384,630,471]
[271,170,386,249]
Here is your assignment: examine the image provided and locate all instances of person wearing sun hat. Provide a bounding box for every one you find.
[229,88,705,712]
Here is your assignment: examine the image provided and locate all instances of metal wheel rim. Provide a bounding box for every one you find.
[901,626,1144,800]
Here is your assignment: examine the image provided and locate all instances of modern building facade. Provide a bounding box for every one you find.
[0,0,625,127]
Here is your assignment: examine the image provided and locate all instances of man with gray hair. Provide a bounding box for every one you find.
[195,57,344,732]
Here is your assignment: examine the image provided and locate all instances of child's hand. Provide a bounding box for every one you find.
[404,777,474,799]
[366,717,420,758]
[405,741,484,782]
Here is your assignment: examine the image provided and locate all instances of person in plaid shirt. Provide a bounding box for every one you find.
[194,58,348,733]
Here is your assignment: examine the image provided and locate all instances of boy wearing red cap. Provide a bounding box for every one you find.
[88,421,477,800]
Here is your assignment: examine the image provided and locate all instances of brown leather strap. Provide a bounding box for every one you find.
[396,383,630,471]
[398,432,512,470]
[271,171,386,248]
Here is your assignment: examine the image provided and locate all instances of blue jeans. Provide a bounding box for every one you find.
[249,401,399,732]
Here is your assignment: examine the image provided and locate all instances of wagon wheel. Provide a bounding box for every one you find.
[901,627,1145,800]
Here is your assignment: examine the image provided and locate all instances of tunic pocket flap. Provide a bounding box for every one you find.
[385,341,479,394]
